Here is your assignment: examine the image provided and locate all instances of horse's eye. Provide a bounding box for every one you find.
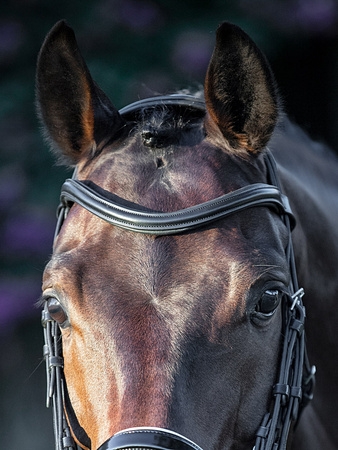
[47,297,69,327]
[256,290,282,316]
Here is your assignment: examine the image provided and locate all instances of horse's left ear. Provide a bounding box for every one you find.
[36,21,125,165]
[205,22,279,154]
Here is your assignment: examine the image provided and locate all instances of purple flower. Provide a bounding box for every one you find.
[97,0,163,33]
[0,277,41,330]
[0,20,23,63]
[296,0,337,33]
[239,0,338,36]
[172,31,214,78]
[119,0,163,32]
[0,165,27,210]
[2,210,54,256]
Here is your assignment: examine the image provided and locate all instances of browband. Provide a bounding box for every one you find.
[57,179,294,236]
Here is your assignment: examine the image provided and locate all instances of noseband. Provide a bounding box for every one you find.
[42,94,315,450]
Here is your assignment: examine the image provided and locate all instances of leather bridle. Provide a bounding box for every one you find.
[41,95,315,450]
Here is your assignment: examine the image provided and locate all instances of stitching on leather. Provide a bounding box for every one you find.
[115,429,202,450]
[62,181,285,230]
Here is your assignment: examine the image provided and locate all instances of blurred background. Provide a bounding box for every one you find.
[1,0,337,448]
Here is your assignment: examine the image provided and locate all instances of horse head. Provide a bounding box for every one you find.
[37,21,311,450]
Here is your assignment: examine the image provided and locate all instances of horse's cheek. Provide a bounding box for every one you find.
[63,341,91,431]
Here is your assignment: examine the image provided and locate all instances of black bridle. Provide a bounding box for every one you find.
[42,95,315,450]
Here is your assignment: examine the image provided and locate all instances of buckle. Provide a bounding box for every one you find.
[290,288,305,310]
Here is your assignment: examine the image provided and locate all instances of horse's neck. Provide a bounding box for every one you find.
[272,120,338,381]
[271,119,338,233]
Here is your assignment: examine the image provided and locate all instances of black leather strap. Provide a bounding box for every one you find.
[98,428,203,450]
[118,94,206,117]
[58,180,295,235]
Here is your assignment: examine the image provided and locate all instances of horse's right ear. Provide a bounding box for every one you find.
[36,21,125,165]
[204,22,279,155]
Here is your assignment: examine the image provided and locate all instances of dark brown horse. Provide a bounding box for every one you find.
[36,21,338,450]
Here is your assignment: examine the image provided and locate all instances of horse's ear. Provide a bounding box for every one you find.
[36,21,124,165]
[205,22,279,154]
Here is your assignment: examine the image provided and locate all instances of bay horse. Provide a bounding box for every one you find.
[36,21,338,450]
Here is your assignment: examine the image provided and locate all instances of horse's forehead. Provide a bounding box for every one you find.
[50,212,287,313]
[77,137,262,210]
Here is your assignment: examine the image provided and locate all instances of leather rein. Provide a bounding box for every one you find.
[41,94,315,450]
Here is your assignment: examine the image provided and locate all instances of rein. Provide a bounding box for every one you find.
[42,94,315,450]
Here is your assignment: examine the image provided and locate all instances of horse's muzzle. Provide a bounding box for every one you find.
[97,427,203,450]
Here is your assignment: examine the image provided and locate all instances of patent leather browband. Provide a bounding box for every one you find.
[57,179,294,236]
